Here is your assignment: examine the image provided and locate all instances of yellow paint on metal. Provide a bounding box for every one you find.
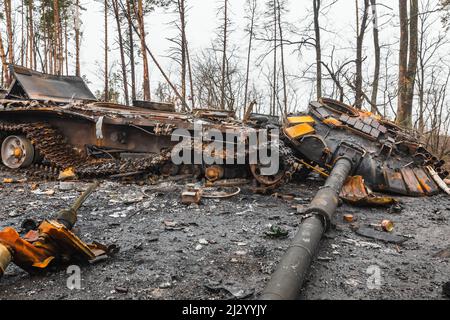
[284,123,315,139]
[286,116,315,125]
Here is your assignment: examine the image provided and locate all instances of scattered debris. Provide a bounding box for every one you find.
[202,187,241,199]
[317,256,334,262]
[443,282,450,298]
[204,280,255,299]
[181,185,203,205]
[59,181,77,191]
[355,227,409,244]
[343,214,355,222]
[114,286,129,294]
[264,225,289,239]
[0,182,114,280]
[434,247,450,259]
[205,179,250,187]
[31,189,55,196]
[340,176,398,207]
[380,219,395,232]
[58,168,77,181]
[271,193,296,201]
[2,178,27,184]
[341,238,382,249]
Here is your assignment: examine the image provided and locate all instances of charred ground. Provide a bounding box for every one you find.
[0,170,448,300]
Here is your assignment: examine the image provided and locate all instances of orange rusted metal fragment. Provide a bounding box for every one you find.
[400,167,424,196]
[341,176,368,202]
[0,220,106,273]
[383,169,408,195]
[340,176,397,207]
[0,227,54,271]
[413,167,439,195]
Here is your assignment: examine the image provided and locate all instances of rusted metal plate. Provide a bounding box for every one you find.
[181,187,203,205]
[7,65,96,103]
[341,176,368,202]
[340,176,397,206]
[383,168,409,195]
[400,167,424,196]
[413,167,440,195]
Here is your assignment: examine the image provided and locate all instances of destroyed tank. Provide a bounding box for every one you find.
[262,98,450,300]
[0,65,282,184]
[282,97,449,197]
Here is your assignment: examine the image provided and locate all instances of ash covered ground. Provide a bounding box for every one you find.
[0,170,449,300]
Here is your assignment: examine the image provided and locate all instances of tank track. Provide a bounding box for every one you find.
[0,122,172,179]
[0,122,303,187]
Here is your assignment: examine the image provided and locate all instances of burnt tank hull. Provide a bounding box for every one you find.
[283,98,447,197]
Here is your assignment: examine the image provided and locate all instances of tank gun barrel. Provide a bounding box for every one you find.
[57,181,100,230]
[261,158,353,300]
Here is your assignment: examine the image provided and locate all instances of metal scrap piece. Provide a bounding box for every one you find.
[355,227,409,245]
[340,176,398,207]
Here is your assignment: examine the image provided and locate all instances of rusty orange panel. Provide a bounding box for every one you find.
[400,167,424,196]
[413,167,440,195]
[383,168,409,195]
[284,123,315,139]
[341,176,368,202]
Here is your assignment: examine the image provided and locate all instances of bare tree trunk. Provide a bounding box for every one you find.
[28,0,35,70]
[220,0,228,110]
[136,0,151,101]
[64,19,68,75]
[186,40,195,108]
[104,0,109,101]
[112,0,130,105]
[4,0,14,83]
[74,0,80,77]
[43,5,48,73]
[21,0,25,67]
[403,0,418,129]
[313,0,322,99]
[277,0,287,115]
[370,0,380,113]
[355,0,370,109]
[53,0,62,75]
[0,25,8,86]
[272,0,277,116]
[126,0,136,102]
[244,0,256,110]
[397,0,409,126]
[177,0,189,110]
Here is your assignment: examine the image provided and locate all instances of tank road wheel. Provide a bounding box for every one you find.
[250,163,286,187]
[1,135,35,169]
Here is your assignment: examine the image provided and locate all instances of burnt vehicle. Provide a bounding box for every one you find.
[282,98,448,196]
[262,98,450,300]
[0,65,285,185]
